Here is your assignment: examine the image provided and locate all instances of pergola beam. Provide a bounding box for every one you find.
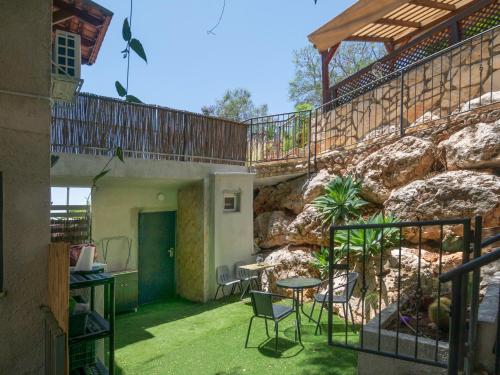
[410,0,457,11]
[375,18,422,28]
[345,35,394,43]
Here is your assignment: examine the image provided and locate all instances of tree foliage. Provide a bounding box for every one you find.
[289,42,386,107]
[201,88,268,122]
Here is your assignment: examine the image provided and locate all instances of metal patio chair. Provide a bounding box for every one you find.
[310,271,359,334]
[214,265,242,299]
[245,291,299,352]
[235,261,259,296]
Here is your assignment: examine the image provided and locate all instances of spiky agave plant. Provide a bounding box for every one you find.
[334,213,400,258]
[312,176,367,227]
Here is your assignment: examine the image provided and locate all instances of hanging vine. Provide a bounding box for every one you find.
[115,0,148,103]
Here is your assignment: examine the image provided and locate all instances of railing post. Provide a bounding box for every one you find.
[307,110,312,177]
[328,225,334,346]
[466,216,483,374]
[313,108,318,170]
[448,275,463,375]
[249,119,253,170]
[399,70,405,137]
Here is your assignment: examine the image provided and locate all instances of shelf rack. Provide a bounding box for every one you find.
[69,272,115,375]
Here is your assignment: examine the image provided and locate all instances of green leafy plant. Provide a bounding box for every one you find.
[312,176,367,227]
[334,213,400,258]
[311,247,329,278]
[115,2,148,104]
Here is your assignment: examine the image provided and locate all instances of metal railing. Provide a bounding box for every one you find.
[244,111,312,164]
[248,24,499,168]
[440,226,500,375]
[325,216,499,374]
[314,24,499,156]
[327,218,472,369]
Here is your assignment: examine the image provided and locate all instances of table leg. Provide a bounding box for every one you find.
[295,290,302,343]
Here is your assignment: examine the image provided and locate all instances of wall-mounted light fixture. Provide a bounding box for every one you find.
[157,193,165,201]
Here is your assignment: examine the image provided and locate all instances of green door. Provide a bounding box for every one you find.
[138,211,176,305]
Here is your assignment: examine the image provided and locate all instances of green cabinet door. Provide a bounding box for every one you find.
[113,271,138,313]
[138,211,176,305]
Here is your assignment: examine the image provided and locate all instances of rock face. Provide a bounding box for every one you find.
[412,111,439,127]
[439,120,500,170]
[459,91,500,112]
[286,205,327,247]
[353,136,436,204]
[385,170,500,242]
[261,245,320,297]
[282,169,333,214]
[254,211,294,249]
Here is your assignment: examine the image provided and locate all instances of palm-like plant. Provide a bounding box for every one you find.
[312,176,367,227]
[334,213,400,258]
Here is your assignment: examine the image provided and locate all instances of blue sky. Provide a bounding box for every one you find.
[82,0,355,114]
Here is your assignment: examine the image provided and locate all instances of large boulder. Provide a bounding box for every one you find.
[254,211,294,249]
[260,245,320,298]
[353,136,436,204]
[385,170,500,242]
[286,205,327,247]
[438,120,500,170]
[253,175,307,215]
[281,169,334,214]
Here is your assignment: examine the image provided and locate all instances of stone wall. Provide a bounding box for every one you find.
[177,181,208,302]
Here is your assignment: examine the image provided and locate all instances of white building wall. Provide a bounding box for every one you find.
[209,173,255,297]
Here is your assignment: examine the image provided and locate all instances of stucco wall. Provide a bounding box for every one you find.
[0,1,52,374]
[177,180,209,302]
[210,173,255,297]
[91,184,179,271]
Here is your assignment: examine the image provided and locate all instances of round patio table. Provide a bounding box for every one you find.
[276,277,322,341]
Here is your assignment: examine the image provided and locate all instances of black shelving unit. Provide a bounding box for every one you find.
[70,272,115,375]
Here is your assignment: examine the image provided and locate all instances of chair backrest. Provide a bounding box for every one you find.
[250,291,274,319]
[216,265,232,284]
[345,272,359,300]
[234,261,251,279]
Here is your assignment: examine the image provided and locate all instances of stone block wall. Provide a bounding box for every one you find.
[177,181,208,302]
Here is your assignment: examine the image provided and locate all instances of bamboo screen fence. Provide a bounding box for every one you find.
[51,94,248,165]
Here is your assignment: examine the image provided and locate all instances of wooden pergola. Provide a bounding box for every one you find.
[52,0,113,65]
[308,0,496,104]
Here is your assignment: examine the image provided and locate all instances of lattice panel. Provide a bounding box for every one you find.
[330,1,500,107]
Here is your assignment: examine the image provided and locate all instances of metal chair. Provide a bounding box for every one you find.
[310,272,359,334]
[214,265,242,299]
[235,261,259,297]
[245,291,299,352]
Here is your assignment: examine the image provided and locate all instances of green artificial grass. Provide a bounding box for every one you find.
[114,296,359,375]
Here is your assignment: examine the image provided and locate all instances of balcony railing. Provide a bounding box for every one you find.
[51,93,248,166]
[247,24,499,168]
